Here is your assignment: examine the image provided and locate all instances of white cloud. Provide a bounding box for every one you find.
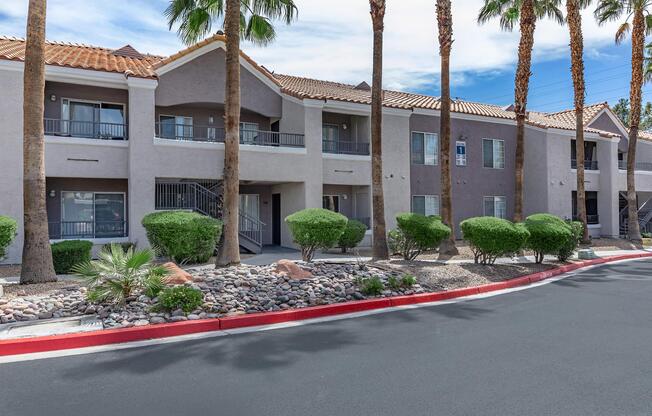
[0,0,623,92]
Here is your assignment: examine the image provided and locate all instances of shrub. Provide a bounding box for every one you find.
[394,213,451,260]
[460,217,530,265]
[557,220,584,262]
[285,208,348,261]
[388,228,406,255]
[51,240,93,274]
[0,216,17,260]
[338,219,367,253]
[524,213,574,264]
[72,244,169,304]
[142,211,222,264]
[158,286,204,314]
[388,274,417,290]
[401,274,417,288]
[359,276,384,296]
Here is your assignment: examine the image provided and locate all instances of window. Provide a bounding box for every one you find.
[412,195,440,216]
[240,122,259,144]
[61,99,126,139]
[159,115,193,140]
[483,139,505,169]
[572,191,599,224]
[456,141,467,166]
[411,132,438,165]
[323,195,340,213]
[60,191,126,238]
[239,194,260,231]
[571,140,598,169]
[483,196,506,219]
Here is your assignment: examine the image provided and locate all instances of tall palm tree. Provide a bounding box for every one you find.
[166,0,297,266]
[567,0,592,243]
[369,0,389,260]
[21,0,56,284]
[437,0,458,255]
[595,0,652,244]
[478,0,564,222]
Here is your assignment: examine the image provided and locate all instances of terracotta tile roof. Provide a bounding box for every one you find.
[546,102,609,126]
[0,35,163,78]
[637,130,652,142]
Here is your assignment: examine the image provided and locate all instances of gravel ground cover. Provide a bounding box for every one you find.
[0,259,562,330]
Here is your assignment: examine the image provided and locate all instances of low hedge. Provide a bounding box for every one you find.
[460,217,530,264]
[142,211,222,264]
[338,219,367,253]
[394,213,451,260]
[0,216,17,259]
[285,208,348,261]
[524,213,574,263]
[51,240,93,274]
[557,220,584,262]
[158,286,204,314]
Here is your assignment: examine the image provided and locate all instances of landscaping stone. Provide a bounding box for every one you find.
[274,259,313,280]
[163,262,194,285]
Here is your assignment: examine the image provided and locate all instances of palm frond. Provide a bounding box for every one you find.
[478,0,513,26]
[243,14,276,45]
[534,0,564,24]
[616,21,632,43]
[594,0,625,24]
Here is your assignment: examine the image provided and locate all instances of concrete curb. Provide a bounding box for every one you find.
[1,252,651,357]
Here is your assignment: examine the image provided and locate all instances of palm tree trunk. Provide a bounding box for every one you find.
[216,0,242,266]
[512,0,536,223]
[21,0,56,284]
[437,0,458,255]
[369,0,389,260]
[626,8,645,244]
[567,0,590,243]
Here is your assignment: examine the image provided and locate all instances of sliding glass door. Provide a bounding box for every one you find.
[60,192,126,238]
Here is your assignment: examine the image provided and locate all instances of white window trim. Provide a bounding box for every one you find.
[483,195,507,219]
[60,191,127,224]
[411,194,440,216]
[482,138,505,169]
[411,131,439,166]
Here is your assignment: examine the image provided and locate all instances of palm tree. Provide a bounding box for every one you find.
[437,0,458,255]
[166,0,297,266]
[595,0,652,244]
[567,0,592,243]
[369,0,389,260]
[478,0,564,222]
[21,0,57,284]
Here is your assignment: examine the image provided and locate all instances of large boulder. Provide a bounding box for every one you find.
[274,259,313,280]
[163,262,194,285]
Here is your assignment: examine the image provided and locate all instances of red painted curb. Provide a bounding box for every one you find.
[1,252,651,357]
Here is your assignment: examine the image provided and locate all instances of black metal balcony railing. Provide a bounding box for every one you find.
[618,160,652,171]
[322,140,370,156]
[154,123,305,148]
[573,215,599,225]
[571,159,599,170]
[44,119,128,140]
[48,221,128,240]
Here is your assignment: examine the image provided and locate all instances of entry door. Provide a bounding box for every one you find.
[272,193,281,245]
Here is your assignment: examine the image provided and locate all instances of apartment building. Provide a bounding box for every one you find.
[1,34,651,264]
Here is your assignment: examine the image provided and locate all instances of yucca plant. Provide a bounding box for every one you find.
[72,244,169,304]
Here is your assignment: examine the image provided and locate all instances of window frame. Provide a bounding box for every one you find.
[482,138,505,169]
[322,194,341,213]
[411,194,440,217]
[411,131,439,166]
[483,195,507,219]
[60,190,127,238]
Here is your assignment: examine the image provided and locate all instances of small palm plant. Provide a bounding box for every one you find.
[72,244,169,304]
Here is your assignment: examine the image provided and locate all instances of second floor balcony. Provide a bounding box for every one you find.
[154,123,305,148]
[571,159,599,170]
[44,118,128,140]
[322,140,370,156]
[618,159,652,172]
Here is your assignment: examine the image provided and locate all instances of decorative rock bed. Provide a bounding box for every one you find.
[0,262,424,329]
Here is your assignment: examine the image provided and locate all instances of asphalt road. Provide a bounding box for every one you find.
[3,259,652,416]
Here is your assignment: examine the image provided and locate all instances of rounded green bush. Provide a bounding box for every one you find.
[142,211,222,264]
[557,220,584,262]
[388,228,406,255]
[524,213,573,263]
[158,286,204,314]
[285,208,348,261]
[460,217,530,264]
[338,219,367,253]
[51,240,93,274]
[395,212,451,260]
[0,215,17,260]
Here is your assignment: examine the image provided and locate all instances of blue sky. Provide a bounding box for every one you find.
[0,0,646,112]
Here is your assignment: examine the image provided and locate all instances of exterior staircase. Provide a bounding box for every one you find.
[619,192,652,237]
[155,181,264,253]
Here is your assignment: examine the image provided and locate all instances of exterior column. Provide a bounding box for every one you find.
[303,101,324,210]
[380,110,411,231]
[0,67,24,264]
[127,77,158,249]
[598,138,620,237]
